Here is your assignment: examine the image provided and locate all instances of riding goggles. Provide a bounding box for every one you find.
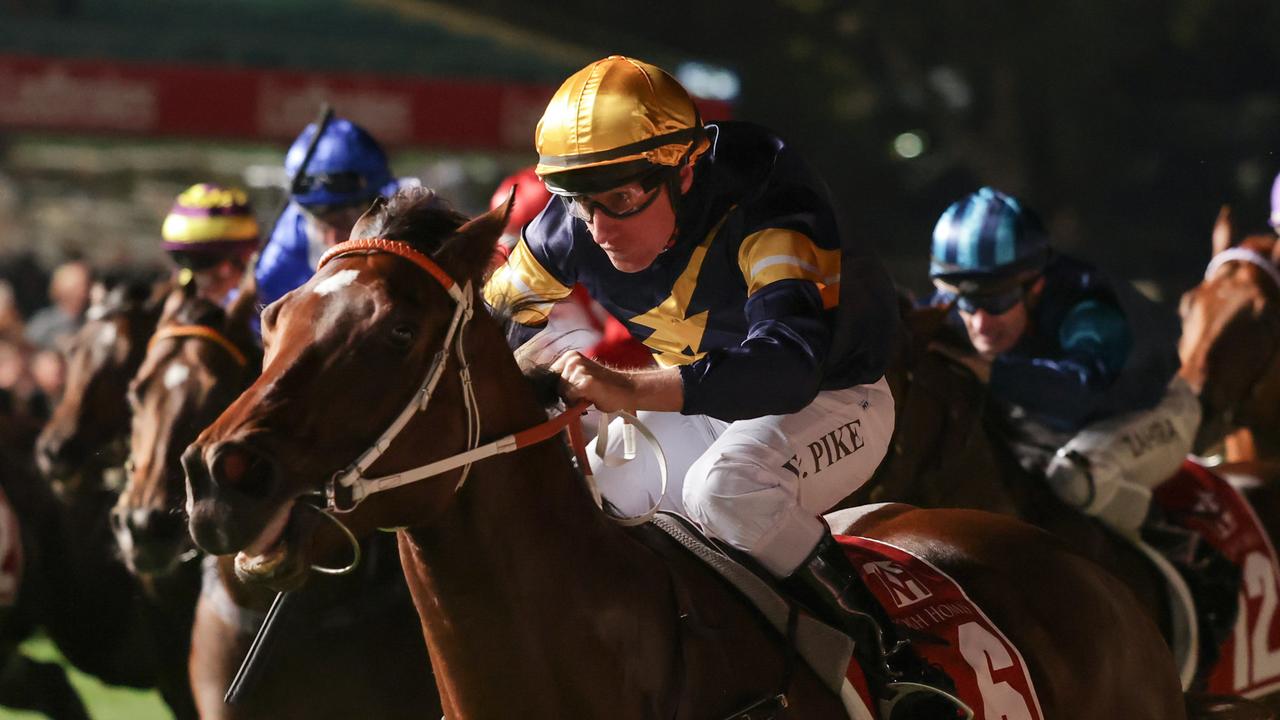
[293,171,370,198]
[555,168,670,222]
[954,286,1025,315]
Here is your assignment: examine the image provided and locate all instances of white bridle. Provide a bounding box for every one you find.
[317,238,485,511]
[1204,246,1280,291]
[315,237,665,526]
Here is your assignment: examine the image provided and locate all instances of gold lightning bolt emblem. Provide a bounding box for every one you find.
[630,213,729,366]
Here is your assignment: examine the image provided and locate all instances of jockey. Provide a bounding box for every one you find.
[256,117,403,308]
[485,56,954,711]
[160,183,259,305]
[489,166,652,370]
[929,188,1243,677]
[926,187,1199,533]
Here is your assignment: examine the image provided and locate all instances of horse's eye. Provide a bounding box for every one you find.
[390,324,415,346]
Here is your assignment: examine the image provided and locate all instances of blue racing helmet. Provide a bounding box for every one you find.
[285,118,398,209]
[929,187,1050,288]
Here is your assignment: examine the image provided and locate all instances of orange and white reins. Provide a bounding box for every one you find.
[316,238,666,526]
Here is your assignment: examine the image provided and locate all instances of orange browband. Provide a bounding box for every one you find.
[149,325,250,367]
[318,238,457,292]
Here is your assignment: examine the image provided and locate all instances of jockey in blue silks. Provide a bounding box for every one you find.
[256,118,405,309]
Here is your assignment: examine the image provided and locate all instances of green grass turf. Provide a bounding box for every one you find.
[0,634,170,720]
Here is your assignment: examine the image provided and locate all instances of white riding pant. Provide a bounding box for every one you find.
[1045,377,1201,534]
[592,377,895,577]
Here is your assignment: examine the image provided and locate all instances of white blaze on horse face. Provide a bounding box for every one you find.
[163,362,190,390]
[313,269,360,297]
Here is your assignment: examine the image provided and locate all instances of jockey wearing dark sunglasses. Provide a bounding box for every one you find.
[926,187,1222,671]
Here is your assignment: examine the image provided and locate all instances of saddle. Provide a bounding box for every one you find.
[632,508,1044,720]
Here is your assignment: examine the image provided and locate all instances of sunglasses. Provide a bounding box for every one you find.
[954,286,1025,315]
[558,169,670,222]
[293,171,369,197]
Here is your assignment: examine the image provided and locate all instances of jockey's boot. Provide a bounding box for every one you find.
[1142,507,1242,682]
[784,532,971,719]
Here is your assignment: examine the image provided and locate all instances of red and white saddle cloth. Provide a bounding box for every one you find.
[836,535,1045,720]
[1153,459,1280,697]
[0,485,22,607]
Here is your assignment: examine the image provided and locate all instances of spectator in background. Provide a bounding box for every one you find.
[29,347,64,411]
[0,281,23,344]
[25,259,91,350]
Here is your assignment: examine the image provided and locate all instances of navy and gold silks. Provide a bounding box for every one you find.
[485,122,898,421]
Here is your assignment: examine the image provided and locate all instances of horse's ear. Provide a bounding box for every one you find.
[445,190,513,284]
[224,255,259,332]
[159,283,192,325]
[1212,205,1234,256]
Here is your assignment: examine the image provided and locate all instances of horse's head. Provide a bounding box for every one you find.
[113,279,260,576]
[36,279,166,494]
[185,187,511,590]
[1178,206,1280,453]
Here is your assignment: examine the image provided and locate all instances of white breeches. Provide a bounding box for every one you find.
[1045,377,1201,534]
[592,377,895,577]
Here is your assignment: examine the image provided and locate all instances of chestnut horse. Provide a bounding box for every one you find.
[184,189,1188,718]
[29,278,200,718]
[36,280,165,492]
[116,281,438,719]
[1178,206,1280,462]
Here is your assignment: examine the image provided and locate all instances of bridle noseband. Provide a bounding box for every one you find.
[315,238,590,513]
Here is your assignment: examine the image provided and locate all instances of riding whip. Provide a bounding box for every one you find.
[226,102,333,707]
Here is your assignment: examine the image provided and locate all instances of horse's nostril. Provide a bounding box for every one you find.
[213,443,275,501]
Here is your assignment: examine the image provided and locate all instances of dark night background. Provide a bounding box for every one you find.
[2,0,1279,300]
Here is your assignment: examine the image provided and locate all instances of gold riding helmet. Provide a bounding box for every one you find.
[535,56,710,195]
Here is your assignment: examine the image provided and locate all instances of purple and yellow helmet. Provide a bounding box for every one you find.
[161,184,259,267]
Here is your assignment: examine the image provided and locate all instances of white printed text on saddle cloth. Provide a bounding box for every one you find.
[839,536,1045,720]
[1156,460,1280,698]
[782,419,865,478]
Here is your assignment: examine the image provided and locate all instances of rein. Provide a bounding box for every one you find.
[316,238,602,514]
[149,325,250,368]
[316,237,668,526]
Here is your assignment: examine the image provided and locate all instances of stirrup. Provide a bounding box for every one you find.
[880,681,974,720]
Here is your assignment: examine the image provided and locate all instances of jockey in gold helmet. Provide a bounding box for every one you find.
[161,183,258,304]
[486,56,958,715]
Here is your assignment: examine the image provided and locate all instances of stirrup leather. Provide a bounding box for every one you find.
[880,681,974,720]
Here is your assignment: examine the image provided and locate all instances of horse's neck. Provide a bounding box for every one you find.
[399,358,676,714]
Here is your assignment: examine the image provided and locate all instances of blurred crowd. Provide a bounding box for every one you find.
[0,255,89,433]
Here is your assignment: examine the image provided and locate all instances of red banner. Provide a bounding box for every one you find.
[0,54,732,151]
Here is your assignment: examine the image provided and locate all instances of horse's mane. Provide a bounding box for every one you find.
[352,187,471,256]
